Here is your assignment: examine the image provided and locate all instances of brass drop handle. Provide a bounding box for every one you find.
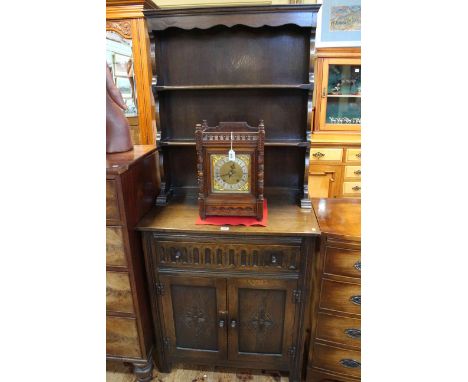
[339,359,361,368]
[352,186,361,191]
[312,152,325,159]
[231,319,237,328]
[344,328,361,339]
[350,295,361,305]
[354,260,361,271]
[354,169,361,176]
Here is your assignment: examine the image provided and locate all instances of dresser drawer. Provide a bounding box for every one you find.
[153,238,301,273]
[310,148,343,163]
[344,165,361,180]
[316,312,361,348]
[342,181,361,196]
[106,227,127,267]
[106,179,121,222]
[106,271,134,313]
[345,149,361,163]
[320,279,361,315]
[324,246,361,279]
[312,343,361,378]
[106,316,141,358]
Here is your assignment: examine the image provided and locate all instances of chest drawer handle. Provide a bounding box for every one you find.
[339,359,361,369]
[354,260,361,271]
[352,185,361,191]
[350,295,361,305]
[271,255,277,265]
[344,328,361,339]
[356,152,361,159]
[354,169,361,175]
[312,152,325,159]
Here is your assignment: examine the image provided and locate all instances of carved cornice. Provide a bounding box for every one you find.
[106,20,132,38]
[106,0,157,19]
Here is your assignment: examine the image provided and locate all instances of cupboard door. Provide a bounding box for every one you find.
[227,278,297,368]
[159,275,227,362]
[309,165,342,198]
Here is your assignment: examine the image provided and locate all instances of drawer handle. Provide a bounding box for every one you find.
[352,185,361,191]
[344,328,361,339]
[219,319,225,328]
[271,255,277,265]
[312,152,325,159]
[230,319,237,328]
[175,251,181,260]
[356,152,361,159]
[350,295,361,305]
[354,260,361,271]
[339,359,361,369]
[354,169,361,175]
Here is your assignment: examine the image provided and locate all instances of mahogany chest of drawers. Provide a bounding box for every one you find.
[307,198,361,382]
[106,146,159,382]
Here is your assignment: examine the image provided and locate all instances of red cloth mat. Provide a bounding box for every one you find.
[196,199,268,227]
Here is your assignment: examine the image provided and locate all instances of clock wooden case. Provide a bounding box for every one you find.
[196,120,265,220]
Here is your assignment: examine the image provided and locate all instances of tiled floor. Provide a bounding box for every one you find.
[106,361,288,382]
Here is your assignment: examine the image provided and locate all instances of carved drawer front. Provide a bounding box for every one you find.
[106,227,127,267]
[310,148,343,163]
[106,316,141,358]
[106,271,134,313]
[342,181,361,196]
[154,240,301,273]
[345,149,361,163]
[344,165,361,180]
[320,279,361,315]
[106,180,121,222]
[316,312,361,348]
[312,343,361,378]
[323,246,361,279]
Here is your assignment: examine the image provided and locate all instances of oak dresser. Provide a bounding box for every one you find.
[307,198,361,382]
[106,145,159,382]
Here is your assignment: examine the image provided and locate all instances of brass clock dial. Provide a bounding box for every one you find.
[211,154,250,193]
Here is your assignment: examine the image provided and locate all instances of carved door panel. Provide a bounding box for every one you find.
[227,278,297,368]
[159,275,227,362]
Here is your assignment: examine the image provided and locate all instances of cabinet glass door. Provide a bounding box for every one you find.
[159,275,227,362]
[320,59,361,131]
[227,278,297,369]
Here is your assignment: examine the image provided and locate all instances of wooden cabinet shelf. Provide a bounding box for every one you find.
[154,84,312,91]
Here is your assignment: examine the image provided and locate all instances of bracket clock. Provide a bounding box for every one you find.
[195,120,265,220]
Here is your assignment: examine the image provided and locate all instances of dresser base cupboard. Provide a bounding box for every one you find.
[106,145,159,382]
[307,198,361,382]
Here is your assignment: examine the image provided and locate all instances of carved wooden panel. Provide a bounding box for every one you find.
[159,275,227,362]
[227,278,297,368]
[106,316,141,358]
[106,271,134,313]
[154,240,301,273]
[106,227,127,267]
[106,20,132,39]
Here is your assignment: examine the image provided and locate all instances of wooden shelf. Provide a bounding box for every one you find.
[159,140,309,147]
[327,94,361,98]
[154,84,312,91]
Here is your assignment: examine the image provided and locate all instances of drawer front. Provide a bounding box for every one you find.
[312,342,361,378]
[307,367,358,382]
[106,272,134,313]
[311,148,343,163]
[342,181,361,196]
[320,279,361,315]
[345,149,361,163]
[106,227,127,267]
[106,180,121,222]
[324,246,361,279]
[154,239,301,273]
[344,165,361,180]
[106,316,141,358]
[316,312,361,348]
